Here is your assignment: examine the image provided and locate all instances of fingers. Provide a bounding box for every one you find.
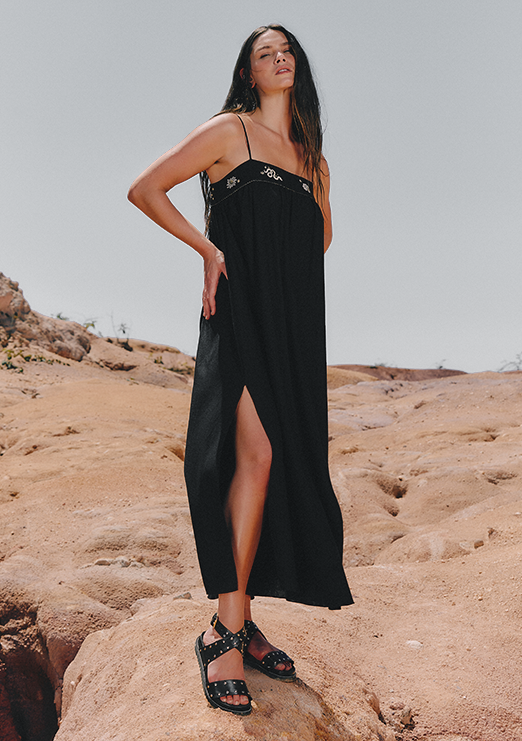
[202,278,217,320]
[202,252,227,319]
[208,289,217,318]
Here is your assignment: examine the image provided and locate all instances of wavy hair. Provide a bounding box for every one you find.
[200,24,324,231]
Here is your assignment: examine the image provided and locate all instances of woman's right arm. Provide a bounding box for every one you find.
[128,115,237,319]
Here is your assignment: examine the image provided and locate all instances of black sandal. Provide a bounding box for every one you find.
[243,619,296,682]
[195,614,252,715]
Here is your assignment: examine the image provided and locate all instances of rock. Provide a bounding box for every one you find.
[16,311,92,360]
[364,687,381,715]
[0,568,127,735]
[376,530,470,564]
[331,466,410,565]
[399,706,413,725]
[0,659,22,741]
[333,364,466,381]
[327,366,377,389]
[56,597,388,741]
[396,467,499,526]
[0,275,31,324]
[385,703,414,732]
[85,336,192,388]
[3,307,522,739]
[36,588,128,713]
[328,406,397,431]
[0,272,91,359]
[406,640,423,649]
[482,468,517,484]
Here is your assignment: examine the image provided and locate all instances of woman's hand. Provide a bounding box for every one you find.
[202,247,228,320]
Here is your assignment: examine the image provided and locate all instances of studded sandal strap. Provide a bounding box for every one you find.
[259,649,294,670]
[208,678,251,701]
[243,618,264,646]
[211,613,237,639]
[202,614,246,665]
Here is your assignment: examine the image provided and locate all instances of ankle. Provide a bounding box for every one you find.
[217,601,246,634]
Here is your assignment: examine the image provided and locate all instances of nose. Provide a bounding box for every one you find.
[275,51,286,63]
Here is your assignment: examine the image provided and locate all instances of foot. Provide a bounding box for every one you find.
[245,629,293,673]
[203,626,250,707]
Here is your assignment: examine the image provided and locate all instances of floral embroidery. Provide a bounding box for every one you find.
[300,181,311,193]
[226,176,240,189]
[260,166,282,181]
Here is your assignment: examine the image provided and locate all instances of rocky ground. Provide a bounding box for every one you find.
[1,273,521,741]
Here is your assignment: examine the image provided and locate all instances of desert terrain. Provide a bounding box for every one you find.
[1,272,521,741]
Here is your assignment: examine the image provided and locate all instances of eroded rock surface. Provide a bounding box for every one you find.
[0,273,91,361]
[1,276,522,739]
[56,596,393,741]
[0,314,393,740]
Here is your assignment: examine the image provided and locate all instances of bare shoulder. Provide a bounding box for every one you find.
[202,112,251,182]
[194,112,242,141]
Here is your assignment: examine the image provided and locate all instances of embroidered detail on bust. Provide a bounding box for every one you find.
[300,180,311,193]
[260,166,282,181]
[226,176,240,189]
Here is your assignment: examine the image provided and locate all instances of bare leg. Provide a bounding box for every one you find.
[202,388,271,706]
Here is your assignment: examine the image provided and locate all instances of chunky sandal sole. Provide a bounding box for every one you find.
[195,632,252,715]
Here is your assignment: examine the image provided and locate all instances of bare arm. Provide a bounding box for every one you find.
[128,115,240,319]
[317,157,333,253]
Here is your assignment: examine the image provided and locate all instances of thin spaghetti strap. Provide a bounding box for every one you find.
[235,114,252,160]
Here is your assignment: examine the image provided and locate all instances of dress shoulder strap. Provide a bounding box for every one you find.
[235,114,252,160]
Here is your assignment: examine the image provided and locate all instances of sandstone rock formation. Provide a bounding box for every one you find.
[0,273,91,361]
[56,596,393,741]
[0,359,391,740]
[334,364,467,382]
[1,274,522,740]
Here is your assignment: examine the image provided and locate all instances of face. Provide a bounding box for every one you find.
[249,30,295,92]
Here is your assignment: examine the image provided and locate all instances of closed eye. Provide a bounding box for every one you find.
[258,47,293,59]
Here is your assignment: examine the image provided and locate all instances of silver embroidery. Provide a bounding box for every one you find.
[226,176,240,189]
[260,166,282,181]
[301,181,311,193]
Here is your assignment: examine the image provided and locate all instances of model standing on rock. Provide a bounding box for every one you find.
[128,23,353,715]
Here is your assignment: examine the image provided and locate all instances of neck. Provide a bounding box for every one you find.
[251,89,293,138]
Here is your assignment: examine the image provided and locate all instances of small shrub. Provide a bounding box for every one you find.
[499,352,522,372]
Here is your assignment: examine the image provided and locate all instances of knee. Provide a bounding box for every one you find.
[238,441,272,482]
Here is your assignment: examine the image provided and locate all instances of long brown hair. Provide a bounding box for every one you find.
[200,24,324,231]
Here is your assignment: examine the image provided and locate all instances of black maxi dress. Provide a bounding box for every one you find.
[184,119,353,610]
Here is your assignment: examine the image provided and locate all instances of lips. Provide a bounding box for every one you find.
[276,67,292,75]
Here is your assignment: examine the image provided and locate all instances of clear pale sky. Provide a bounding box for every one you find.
[2,0,521,372]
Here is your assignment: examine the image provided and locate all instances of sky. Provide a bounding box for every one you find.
[2,0,521,372]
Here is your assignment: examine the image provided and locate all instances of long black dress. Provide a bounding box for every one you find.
[184,118,353,610]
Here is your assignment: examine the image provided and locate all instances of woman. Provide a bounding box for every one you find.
[128,24,353,716]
